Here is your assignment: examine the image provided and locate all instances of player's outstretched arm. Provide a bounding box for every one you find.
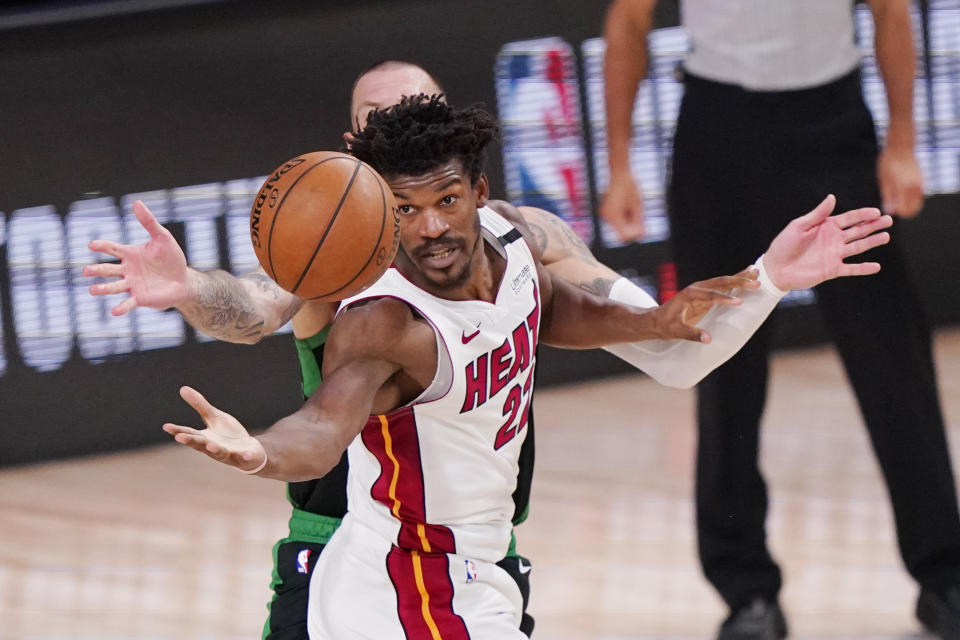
[606,195,893,387]
[164,297,436,481]
[83,199,303,343]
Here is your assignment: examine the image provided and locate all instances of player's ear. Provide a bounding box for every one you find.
[474,174,489,207]
[342,131,356,150]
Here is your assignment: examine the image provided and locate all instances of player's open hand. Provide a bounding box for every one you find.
[763,194,892,291]
[653,268,760,343]
[82,200,192,316]
[163,386,267,473]
[599,172,645,242]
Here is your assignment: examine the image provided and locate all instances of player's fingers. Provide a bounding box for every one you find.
[735,266,760,280]
[796,194,836,229]
[89,239,126,259]
[179,386,219,420]
[163,424,213,453]
[842,215,892,243]
[841,231,890,258]
[133,200,169,239]
[697,271,758,291]
[690,285,743,305]
[163,423,202,438]
[82,262,123,279]
[676,310,708,342]
[720,270,760,291]
[112,296,139,316]
[832,206,882,230]
[89,278,130,296]
[837,261,882,277]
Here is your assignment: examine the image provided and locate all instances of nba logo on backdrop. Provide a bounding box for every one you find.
[296,549,312,575]
[494,37,594,245]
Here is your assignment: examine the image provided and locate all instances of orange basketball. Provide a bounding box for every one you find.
[249,151,400,300]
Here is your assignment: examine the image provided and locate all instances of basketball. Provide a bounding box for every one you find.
[249,151,400,300]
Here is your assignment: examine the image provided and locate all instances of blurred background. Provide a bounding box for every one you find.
[0,0,958,638]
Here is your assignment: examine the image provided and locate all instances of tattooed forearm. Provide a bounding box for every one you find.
[240,272,283,299]
[578,277,617,298]
[241,271,303,326]
[178,270,270,343]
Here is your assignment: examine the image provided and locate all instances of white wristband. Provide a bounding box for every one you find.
[755,255,789,298]
[239,452,268,475]
[608,277,658,309]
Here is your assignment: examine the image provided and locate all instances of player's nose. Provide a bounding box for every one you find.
[420,208,450,238]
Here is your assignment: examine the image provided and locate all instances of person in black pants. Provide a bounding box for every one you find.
[602,1,960,639]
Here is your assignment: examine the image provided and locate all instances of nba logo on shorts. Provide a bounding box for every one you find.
[464,559,478,584]
[296,548,312,575]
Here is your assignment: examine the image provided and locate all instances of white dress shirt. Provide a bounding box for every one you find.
[682,0,863,90]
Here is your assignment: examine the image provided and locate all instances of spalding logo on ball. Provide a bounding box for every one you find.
[250,151,401,300]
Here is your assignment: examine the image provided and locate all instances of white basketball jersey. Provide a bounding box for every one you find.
[338,206,540,562]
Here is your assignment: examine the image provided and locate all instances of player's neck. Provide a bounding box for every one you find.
[460,240,504,302]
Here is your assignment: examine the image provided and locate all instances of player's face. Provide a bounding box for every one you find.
[348,66,442,137]
[388,159,489,296]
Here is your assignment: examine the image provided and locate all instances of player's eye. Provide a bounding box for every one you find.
[440,195,458,206]
[397,204,416,215]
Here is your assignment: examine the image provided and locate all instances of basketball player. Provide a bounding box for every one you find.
[159,95,891,639]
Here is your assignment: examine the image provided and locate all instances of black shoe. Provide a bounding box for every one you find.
[717,597,788,640]
[917,586,960,640]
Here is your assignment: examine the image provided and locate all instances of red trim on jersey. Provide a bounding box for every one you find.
[361,408,456,554]
[386,547,470,640]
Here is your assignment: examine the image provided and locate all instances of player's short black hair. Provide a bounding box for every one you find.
[348,94,500,185]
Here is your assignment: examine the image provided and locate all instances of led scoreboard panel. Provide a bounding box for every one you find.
[2,182,275,377]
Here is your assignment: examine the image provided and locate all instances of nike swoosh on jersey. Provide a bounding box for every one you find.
[461,326,481,343]
[518,559,532,574]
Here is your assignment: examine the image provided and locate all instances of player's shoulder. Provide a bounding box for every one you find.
[326,296,437,378]
[484,200,543,261]
[329,296,428,359]
[486,199,524,223]
[337,296,416,337]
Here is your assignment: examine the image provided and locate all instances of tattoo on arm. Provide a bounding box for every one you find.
[179,271,270,342]
[553,216,600,264]
[526,220,549,254]
[578,277,616,298]
[240,272,282,299]
[241,272,303,326]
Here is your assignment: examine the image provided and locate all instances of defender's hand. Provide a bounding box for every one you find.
[163,386,267,473]
[653,269,760,343]
[82,200,192,316]
[763,194,892,291]
[599,172,645,242]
